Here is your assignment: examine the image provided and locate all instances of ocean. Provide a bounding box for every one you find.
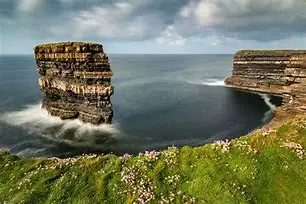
[0,54,281,157]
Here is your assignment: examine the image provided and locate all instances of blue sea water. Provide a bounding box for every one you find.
[0,54,281,157]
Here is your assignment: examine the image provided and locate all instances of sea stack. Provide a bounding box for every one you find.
[33,42,114,124]
[225,50,306,119]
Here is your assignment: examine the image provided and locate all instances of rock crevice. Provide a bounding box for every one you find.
[34,42,113,124]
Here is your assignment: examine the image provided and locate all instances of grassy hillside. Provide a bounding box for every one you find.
[0,116,305,204]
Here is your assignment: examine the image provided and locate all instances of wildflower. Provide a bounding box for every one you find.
[282,142,305,160]
[48,157,78,165]
[262,126,273,137]
[162,147,179,164]
[214,139,231,153]
[121,165,155,203]
[0,148,9,152]
[165,174,180,185]
[298,122,306,129]
[233,140,257,155]
[121,153,132,162]
[144,150,160,162]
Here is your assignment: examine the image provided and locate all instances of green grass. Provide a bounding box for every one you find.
[33,42,100,49]
[237,50,306,54]
[0,116,305,203]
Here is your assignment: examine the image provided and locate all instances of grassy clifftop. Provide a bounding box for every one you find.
[1,116,305,204]
[33,42,99,49]
[236,50,306,55]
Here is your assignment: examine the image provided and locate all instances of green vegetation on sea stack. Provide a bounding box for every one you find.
[236,50,306,54]
[34,42,99,49]
[0,116,305,204]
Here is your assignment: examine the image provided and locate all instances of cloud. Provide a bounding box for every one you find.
[173,0,306,41]
[156,26,186,46]
[49,0,167,41]
[58,0,73,4]
[2,0,306,53]
[17,0,42,13]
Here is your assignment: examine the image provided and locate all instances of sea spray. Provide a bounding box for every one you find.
[183,78,225,86]
[0,103,118,151]
[260,94,276,110]
[260,94,276,123]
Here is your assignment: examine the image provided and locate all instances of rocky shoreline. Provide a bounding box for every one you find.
[225,50,306,122]
[34,42,114,124]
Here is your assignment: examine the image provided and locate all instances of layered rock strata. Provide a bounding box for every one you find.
[34,42,114,124]
[225,50,306,120]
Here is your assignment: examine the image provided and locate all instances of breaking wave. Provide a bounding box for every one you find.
[260,94,276,123]
[183,78,225,86]
[0,103,118,153]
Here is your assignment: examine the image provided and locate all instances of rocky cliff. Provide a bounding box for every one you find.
[34,42,114,124]
[225,50,306,119]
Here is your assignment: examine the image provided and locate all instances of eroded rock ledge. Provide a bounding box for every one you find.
[225,50,306,120]
[34,42,113,124]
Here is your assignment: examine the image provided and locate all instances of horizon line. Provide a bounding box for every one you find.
[0,53,235,55]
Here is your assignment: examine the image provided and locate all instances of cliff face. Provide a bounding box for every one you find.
[34,42,114,124]
[225,50,306,119]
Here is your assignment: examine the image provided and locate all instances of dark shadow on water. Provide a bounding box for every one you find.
[0,89,284,158]
[0,54,284,158]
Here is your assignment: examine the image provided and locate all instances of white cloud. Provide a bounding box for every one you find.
[4,0,306,52]
[179,0,306,28]
[52,0,164,40]
[59,0,73,4]
[18,0,41,13]
[210,35,235,46]
[156,26,186,46]
[48,0,306,45]
[194,2,220,27]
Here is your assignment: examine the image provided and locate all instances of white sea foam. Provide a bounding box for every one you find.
[260,94,276,110]
[260,94,276,123]
[184,78,225,86]
[0,103,118,147]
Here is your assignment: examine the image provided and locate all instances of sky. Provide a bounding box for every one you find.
[1,0,306,54]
